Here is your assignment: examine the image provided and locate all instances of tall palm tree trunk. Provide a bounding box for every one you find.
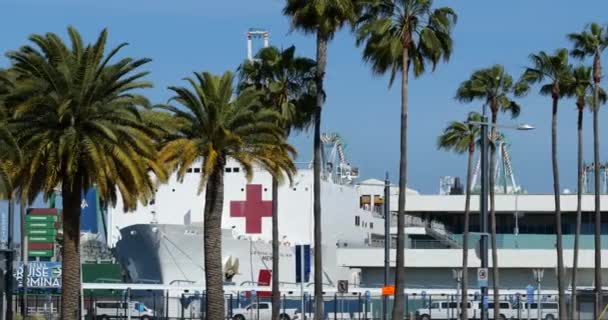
[461,145,474,320]
[572,105,584,320]
[593,52,603,319]
[551,96,567,319]
[204,159,226,320]
[489,112,500,319]
[271,177,281,320]
[313,31,327,320]
[61,178,82,320]
[391,45,409,320]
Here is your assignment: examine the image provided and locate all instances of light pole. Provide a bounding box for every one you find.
[467,115,534,320]
[479,111,490,320]
[356,177,391,320]
[453,268,463,319]
[383,172,390,320]
[533,269,544,320]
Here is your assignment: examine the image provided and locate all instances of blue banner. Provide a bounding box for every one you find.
[80,188,99,233]
[295,244,311,283]
[14,262,62,288]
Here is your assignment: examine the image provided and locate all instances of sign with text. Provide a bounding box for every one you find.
[13,262,62,288]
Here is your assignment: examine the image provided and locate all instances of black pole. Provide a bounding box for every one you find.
[20,200,27,318]
[383,172,390,320]
[480,112,489,320]
[6,194,14,320]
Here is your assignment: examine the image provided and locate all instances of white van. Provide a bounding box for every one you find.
[88,301,155,319]
[519,302,559,320]
[416,301,473,320]
[416,300,514,320]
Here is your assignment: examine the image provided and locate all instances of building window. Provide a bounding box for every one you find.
[233,167,240,173]
[193,168,200,173]
[225,167,232,173]
[370,223,373,229]
[360,195,371,209]
[355,216,360,226]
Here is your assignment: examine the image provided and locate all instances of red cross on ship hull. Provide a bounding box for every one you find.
[230,184,272,234]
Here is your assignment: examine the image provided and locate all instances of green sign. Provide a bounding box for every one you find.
[26,221,57,229]
[27,250,54,257]
[27,235,55,243]
[26,215,57,223]
[26,229,57,236]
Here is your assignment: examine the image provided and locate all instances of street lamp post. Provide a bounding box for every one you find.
[468,113,535,320]
[533,269,544,320]
[383,172,390,320]
[453,268,463,319]
[479,112,489,320]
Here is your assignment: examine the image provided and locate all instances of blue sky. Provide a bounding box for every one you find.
[2,0,608,194]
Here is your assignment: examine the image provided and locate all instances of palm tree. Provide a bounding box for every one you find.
[157,71,295,320]
[282,2,358,317]
[568,24,608,317]
[356,1,456,317]
[437,112,481,320]
[239,45,316,320]
[0,70,21,196]
[564,65,606,320]
[6,27,165,318]
[519,49,573,320]
[455,64,524,316]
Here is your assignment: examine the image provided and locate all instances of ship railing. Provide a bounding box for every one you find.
[343,239,456,249]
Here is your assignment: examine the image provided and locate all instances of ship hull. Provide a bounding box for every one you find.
[115,224,295,286]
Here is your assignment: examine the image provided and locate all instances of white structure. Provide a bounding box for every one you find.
[106,130,608,306]
[246,28,269,61]
[108,158,385,288]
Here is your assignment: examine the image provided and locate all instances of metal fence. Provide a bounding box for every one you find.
[7,291,608,320]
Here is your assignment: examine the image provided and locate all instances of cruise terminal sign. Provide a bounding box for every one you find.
[14,262,62,288]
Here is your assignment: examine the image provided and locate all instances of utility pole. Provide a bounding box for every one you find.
[383,172,390,320]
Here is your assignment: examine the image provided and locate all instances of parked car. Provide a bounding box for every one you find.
[85,301,155,319]
[231,302,300,320]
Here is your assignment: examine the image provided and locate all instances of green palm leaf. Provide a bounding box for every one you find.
[5,27,163,318]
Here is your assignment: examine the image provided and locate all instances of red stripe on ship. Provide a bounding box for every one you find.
[28,242,54,250]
